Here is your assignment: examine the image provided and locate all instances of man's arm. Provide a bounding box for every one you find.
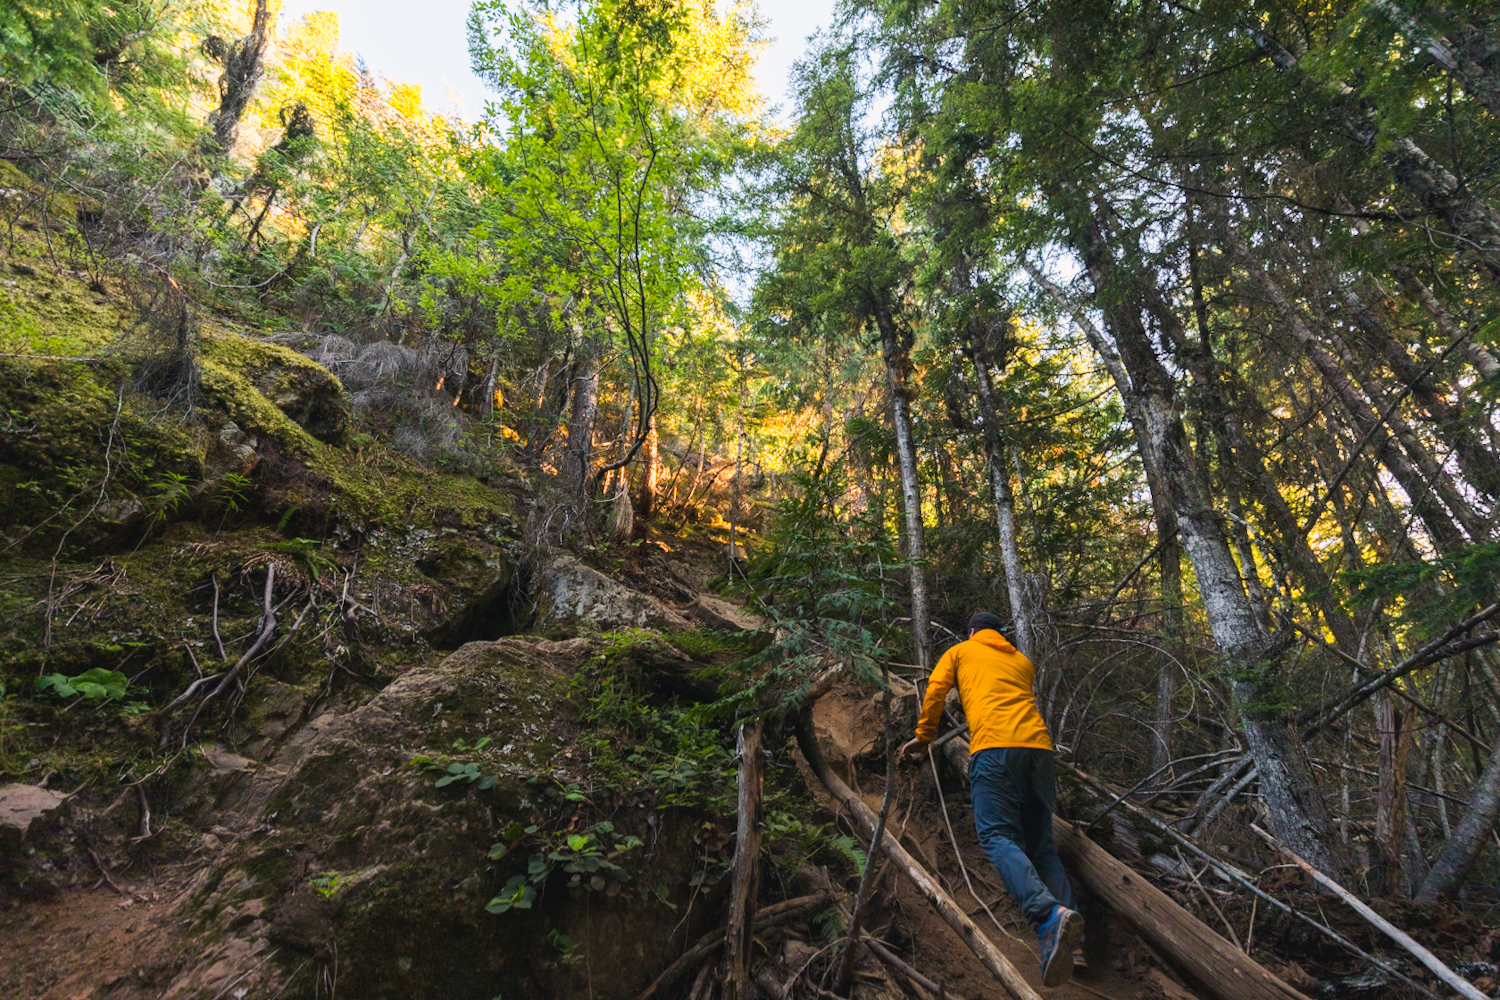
[902,647,958,759]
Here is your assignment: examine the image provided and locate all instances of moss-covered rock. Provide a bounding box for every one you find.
[163,636,723,1000]
[200,335,348,446]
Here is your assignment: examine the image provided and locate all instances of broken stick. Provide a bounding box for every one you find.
[1250,823,1488,1000]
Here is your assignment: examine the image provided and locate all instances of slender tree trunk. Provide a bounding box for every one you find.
[728,378,745,564]
[1339,287,1500,501]
[1256,32,1500,281]
[1373,690,1415,895]
[875,304,933,672]
[1069,214,1348,875]
[1389,263,1500,383]
[967,334,1032,658]
[561,342,600,531]
[1233,247,1472,553]
[1023,258,1181,774]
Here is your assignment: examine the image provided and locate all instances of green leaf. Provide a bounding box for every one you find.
[36,674,77,698]
[488,842,508,860]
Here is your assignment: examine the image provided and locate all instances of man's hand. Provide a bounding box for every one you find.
[900,737,929,763]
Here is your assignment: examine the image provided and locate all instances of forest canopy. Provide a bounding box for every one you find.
[2,0,1500,934]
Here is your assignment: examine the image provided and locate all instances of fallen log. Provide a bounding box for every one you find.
[794,711,1043,1000]
[1053,814,1309,1000]
[1250,823,1489,1000]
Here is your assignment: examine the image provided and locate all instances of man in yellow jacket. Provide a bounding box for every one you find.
[901,611,1083,987]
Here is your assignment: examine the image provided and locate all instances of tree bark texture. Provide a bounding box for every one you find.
[1373,690,1415,895]
[1023,258,1182,775]
[967,335,1033,658]
[637,411,661,523]
[723,720,764,999]
[203,0,271,159]
[561,345,600,529]
[876,304,934,671]
[1417,725,1500,902]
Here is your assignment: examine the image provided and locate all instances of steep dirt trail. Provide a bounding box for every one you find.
[804,684,1183,1000]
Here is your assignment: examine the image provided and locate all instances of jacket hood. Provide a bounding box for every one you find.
[971,628,1017,653]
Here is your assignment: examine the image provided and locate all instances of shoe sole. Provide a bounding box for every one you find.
[1042,910,1084,988]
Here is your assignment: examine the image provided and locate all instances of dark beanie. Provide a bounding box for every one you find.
[967,611,1006,635]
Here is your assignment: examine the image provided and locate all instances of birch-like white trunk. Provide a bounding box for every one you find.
[877,307,933,672]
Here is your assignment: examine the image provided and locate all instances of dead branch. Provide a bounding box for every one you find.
[89,848,125,895]
[636,892,833,1000]
[1301,603,1500,738]
[168,563,277,748]
[1060,759,1441,1000]
[212,576,225,659]
[723,720,764,1000]
[1250,823,1488,1000]
[862,935,970,1000]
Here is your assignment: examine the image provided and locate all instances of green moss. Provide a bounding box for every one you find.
[198,357,323,457]
[200,334,348,444]
[0,358,206,533]
[0,260,127,357]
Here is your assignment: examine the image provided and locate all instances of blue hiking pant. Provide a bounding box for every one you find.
[969,747,1077,928]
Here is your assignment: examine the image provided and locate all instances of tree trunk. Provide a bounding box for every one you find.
[875,304,933,672]
[1053,817,1312,1000]
[1233,247,1471,554]
[201,0,271,159]
[1254,31,1500,281]
[637,411,661,523]
[967,333,1032,657]
[1339,287,1500,501]
[561,345,600,531]
[1373,690,1414,895]
[1417,729,1500,902]
[1389,262,1500,383]
[723,721,764,999]
[1068,213,1347,875]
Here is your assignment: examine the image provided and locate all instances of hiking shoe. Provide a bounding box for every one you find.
[1072,947,1088,971]
[1038,905,1084,987]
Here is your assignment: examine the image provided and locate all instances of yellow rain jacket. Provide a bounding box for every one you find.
[914,629,1052,753]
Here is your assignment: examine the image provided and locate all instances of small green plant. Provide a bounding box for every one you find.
[147,471,192,522]
[485,820,643,915]
[485,875,536,913]
[215,472,253,530]
[268,537,339,581]
[309,873,343,899]
[409,747,499,790]
[434,761,498,789]
[546,928,583,966]
[36,668,128,703]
